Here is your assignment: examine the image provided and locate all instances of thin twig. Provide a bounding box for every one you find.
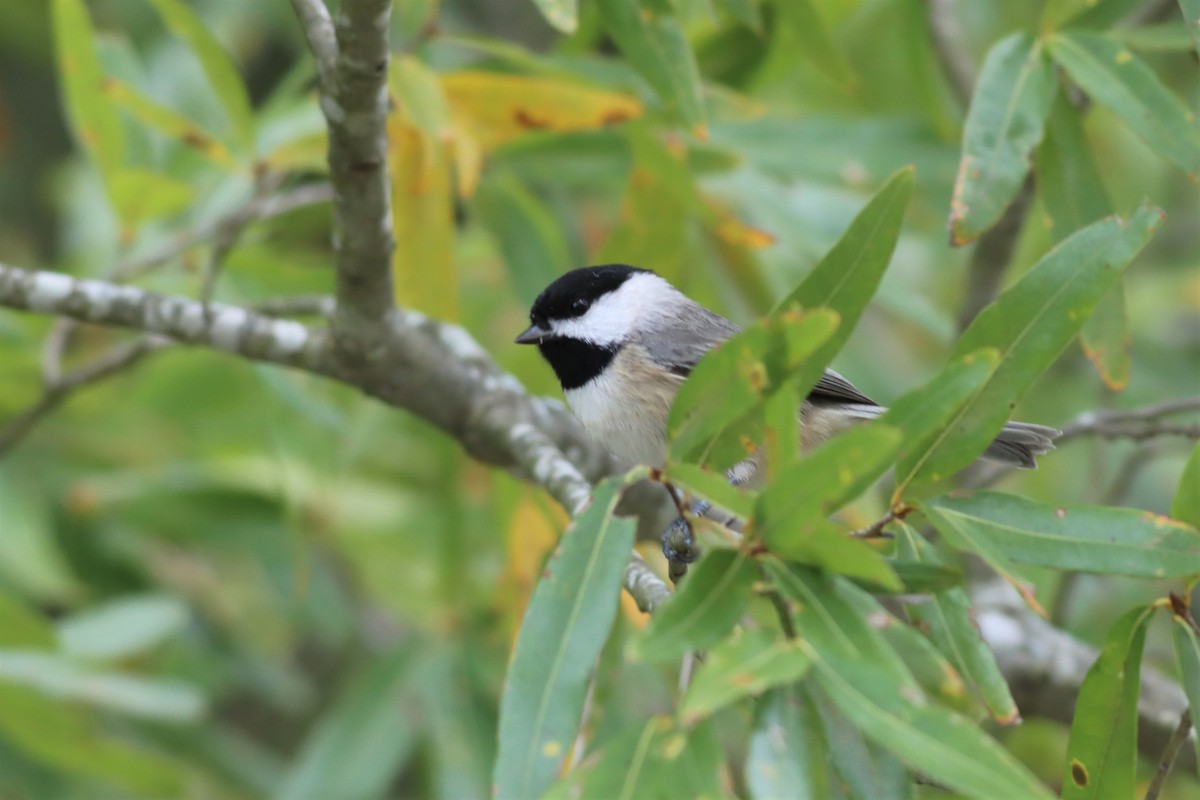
[1059,396,1200,442]
[41,183,332,381]
[0,337,169,455]
[200,171,287,317]
[1143,709,1192,800]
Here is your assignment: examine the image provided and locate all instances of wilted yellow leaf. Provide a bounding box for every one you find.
[390,121,457,320]
[502,492,565,640]
[441,71,641,152]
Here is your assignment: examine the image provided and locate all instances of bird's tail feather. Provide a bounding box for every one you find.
[830,404,1060,469]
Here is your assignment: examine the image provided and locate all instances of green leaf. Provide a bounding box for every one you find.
[667,309,839,467]
[530,0,578,33]
[52,0,124,175]
[890,349,1000,500]
[148,0,255,151]
[907,204,1162,492]
[811,687,913,799]
[277,648,418,800]
[835,584,975,715]
[1060,0,1147,30]
[813,659,1054,799]
[476,173,573,308]
[665,462,756,520]
[1062,605,1153,799]
[493,476,636,800]
[108,168,195,228]
[1037,90,1113,243]
[545,717,723,800]
[597,0,707,129]
[1081,285,1131,391]
[1049,31,1200,176]
[949,33,1056,245]
[773,0,856,91]
[777,166,914,368]
[921,498,1044,616]
[853,560,964,595]
[926,491,1200,578]
[0,681,185,795]
[1170,619,1200,769]
[0,593,55,650]
[1172,442,1200,526]
[0,651,204,722]
[755,426,902,589]
[1181,0,1200,55]
[717,0,763,32]
[631,549,757,663]
[896,524,1020,723]
[763,560,916,691]
[103,79,235,168]
[57,594,188,661]
[680,629,812,723]
[1036,83,1131,390]
[746,687,830,800]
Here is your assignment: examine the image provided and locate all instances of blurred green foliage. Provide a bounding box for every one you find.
[1,0,1200,797]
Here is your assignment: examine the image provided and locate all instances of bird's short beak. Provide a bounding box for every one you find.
[515,324,553,345]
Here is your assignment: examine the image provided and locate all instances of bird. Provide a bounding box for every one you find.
[515,264,1059,566]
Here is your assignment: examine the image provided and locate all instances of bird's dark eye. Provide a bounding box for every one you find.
[571,298,590,314]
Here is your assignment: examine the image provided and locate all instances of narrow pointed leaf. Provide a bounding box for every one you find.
[836,584,976,714]
[811,687,912,800]
[896,524,1020,723]
[777,167,914,367]
[890,348,1000,499]
[103,79,235,168]
[1062,605,1153,799]
[52,0,124,175]
[908,204,1161,492]
[813,659,1054,799]
[668,309,839,465]
[755,426,902,589]
[1172,442,1200,527]
[278,648,419,800]
[746,687,831,800]
[763,560,916,690]
[950,34,1056,245]
[680,630,812,723]
[597,0,706,128]
[774,0,857,91]
[493,477,637,800]
[1170,619,1200,769]
[926,491,1200,577]
[148,0,255,151]
[631,549,757,663]
[1049,31,1200,176]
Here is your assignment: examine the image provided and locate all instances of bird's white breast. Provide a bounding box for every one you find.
[563,345,680,469]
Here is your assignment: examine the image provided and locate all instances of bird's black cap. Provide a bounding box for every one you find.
[526,264,650,328]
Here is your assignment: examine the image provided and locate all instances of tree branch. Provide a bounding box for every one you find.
[973,578,1194,771]
[321,0,396,352]
[0,262,672,612]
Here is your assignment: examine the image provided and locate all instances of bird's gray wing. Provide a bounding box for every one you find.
[641,305,741,377]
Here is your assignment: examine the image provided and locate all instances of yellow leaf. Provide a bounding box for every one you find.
[441,71,642,152]
[390,120,457,320]
[502,491,565,639]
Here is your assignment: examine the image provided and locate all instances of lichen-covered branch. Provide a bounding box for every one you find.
[0,262,671,612]
[973,578,1193,770]
[320,0,397,351]
[289,0,337,84]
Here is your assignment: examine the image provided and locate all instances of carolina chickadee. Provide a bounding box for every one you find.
[516,265,1059,570]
